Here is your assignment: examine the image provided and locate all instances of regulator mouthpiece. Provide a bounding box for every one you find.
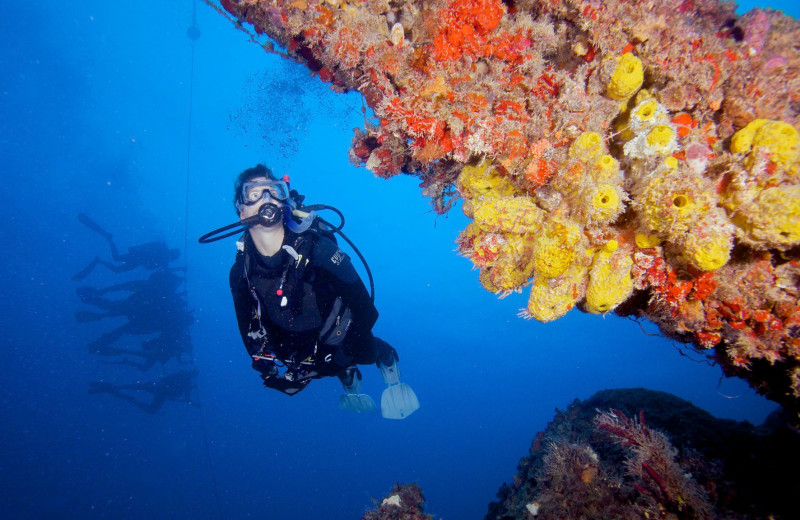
[258,203,283,227]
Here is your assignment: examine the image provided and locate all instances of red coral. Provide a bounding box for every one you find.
[704,302,724,329]
[525,158,556,187]
[432,0,505,61]
[641,461,673,502]
[718,298,751,322]
[691,272,716,301]
[367,146,404,179]
[695,331,722,348]
[595,409,712,518]
[531,69,560,100]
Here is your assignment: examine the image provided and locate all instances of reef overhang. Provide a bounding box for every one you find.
[209,0,800,423]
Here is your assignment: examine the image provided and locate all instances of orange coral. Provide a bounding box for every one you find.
[432,0,505,61]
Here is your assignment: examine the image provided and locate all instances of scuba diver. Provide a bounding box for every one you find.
[199,164,419,419]
[76,269,193,354]
[72,213,181,280]
[75,268,186,312]
[90,317,194,371]
[89,369,199,414]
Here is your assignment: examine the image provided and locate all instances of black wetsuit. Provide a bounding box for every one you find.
[230,229,388,395]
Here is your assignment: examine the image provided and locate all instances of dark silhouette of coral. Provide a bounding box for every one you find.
[486,388,799,520]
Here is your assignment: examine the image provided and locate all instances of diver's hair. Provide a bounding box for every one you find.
[233,164,279,212]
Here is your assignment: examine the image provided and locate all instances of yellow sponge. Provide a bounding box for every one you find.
[663,156,679,169]
[638,176,698,236]
[589,184,623,222]
[590,154,620,181]
[624,123,677,158]
[628,98,668,133]
[732,185,800,247]
[569,132,606,161]
[457,223,504,268]
[585,247,634,314]
[532,217,584,279]
[730,119,769,154]
[635,233,662,248]
[458,160,518,200]
[472,196,545,234]
[751,121,800,168]
[607,53,644,100]
[682,224,733,271]
[731,119,800,171]
[526,263,587,322]
[478,234,532,293]
[646,125,677,154]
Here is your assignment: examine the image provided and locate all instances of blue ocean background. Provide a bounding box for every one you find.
[1,1,796,518]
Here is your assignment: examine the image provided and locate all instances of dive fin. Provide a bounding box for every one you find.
[72,262,96,281]
[380,383,420,420]
[339,393,377,413]
[377,359,420,419]
[338,366,377,413]
[77,213,112,239]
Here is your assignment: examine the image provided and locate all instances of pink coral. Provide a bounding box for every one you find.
[743,10,771,55]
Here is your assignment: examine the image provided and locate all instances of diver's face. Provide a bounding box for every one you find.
[238,176,283,225]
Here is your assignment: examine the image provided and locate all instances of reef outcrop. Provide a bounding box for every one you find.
[486,388,799,520]
[361,483,432,520]
[207,0,800,422]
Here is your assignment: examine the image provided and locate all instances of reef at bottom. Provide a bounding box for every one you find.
[486,388,799,520]
[361,482,433,520]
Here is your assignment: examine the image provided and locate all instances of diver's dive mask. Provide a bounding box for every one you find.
[239,180,290,207]
[199,178,294,243]
[241,180,290,227]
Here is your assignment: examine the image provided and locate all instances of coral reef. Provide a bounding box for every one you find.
[361,483,433,520]
[486,388,800,520]
[594,408,712,519]
[208,0,800,422]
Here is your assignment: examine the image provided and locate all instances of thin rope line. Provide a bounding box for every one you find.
[183,3,225,518]
[184,26,195,264]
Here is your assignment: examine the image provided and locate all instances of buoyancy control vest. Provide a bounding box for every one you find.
[237,230,355,379]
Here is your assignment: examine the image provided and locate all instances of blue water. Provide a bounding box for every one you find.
[1,1,795,518]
